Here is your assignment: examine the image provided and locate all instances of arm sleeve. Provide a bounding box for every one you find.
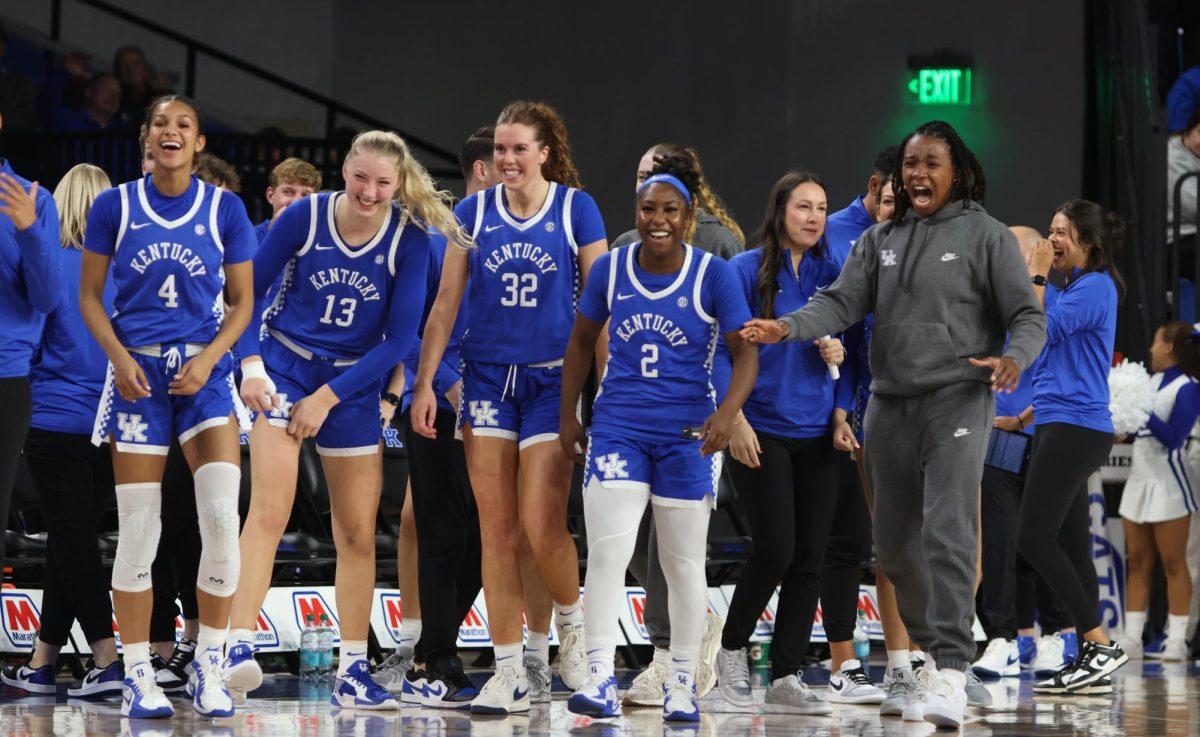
[577,251,612,323]
[219,195,258,265]
[234,198,312,360]
[1044,275,1110,347]
[83,188,120,256]
[835,319,866,412]
[990,228,1047,369]
[15,189,62,313]
[327,231,431,399]
[1146,382,1200,450]
[571,191,607,245]
[777,227,877,341]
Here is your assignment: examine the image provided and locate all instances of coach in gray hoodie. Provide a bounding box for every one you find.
[743,121,1046,727]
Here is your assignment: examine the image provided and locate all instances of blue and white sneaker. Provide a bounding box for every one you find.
[567,666,621,718]
[470,663,531,715]
[187,651,235,718]
[121,661,174,719]
[1017,635,1036,669]
[69,659,124,697]
[0,662,57,694]
[972,638,1020,678]
[1144,633,1169,659]
[662,672,700,723]
[401,668,431,705]
[422,657,479,709]
[222,642,262,706]
[331,659,399,710]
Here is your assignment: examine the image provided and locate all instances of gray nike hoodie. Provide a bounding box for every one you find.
[778,200,1046,396]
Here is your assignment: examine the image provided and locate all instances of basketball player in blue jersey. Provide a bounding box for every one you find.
[559,154,758,722]
[226,130,456,711]
[413,101,606,714]
[79,95,257,720]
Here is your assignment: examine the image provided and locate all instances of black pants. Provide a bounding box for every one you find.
[0,377,32,568]
[1016,423,1112,634]
[403,408,482,668]
[819,451,873,643]
[149,440,201,643]
[722,433,838,676]
[978,463,1072,639]
[24,428,115,646]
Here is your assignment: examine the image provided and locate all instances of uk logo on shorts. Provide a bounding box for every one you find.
[469,400,499,427]
[881,249,897,267]
[596,453,629,480]
[269,394,293,420]
[117,413,149,442]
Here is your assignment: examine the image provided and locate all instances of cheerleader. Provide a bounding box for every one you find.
[1115,320,1199,662]
[79,95,256,719]
[225,130,451,710]
[412,101,606,714]
[560,153,757,722]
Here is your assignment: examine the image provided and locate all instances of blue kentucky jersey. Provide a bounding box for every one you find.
[261,192,413,360]
[579,243,750,442]
[92,177,249,347]
[457,182,604,365]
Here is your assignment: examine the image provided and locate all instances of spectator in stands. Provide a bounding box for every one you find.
[0,22,38,132]
[1167,65,1200,134]
[1167,107,1200,265]
[114,46,165,122]
[255,157,321,242]
[51,73,124,132]
[193,152,241,193]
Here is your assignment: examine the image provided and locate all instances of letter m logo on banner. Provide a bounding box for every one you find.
[2,593,41,650]
[292,590,340,645]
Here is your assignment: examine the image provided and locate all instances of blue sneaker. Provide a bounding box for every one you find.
[121,661,174,719]
[567,666,621,718]
[1144,633,1169,659]
[0,662,57,694]
[401,667,430,706]
[188,651,235,718]
[1061,631,1079,662]
[663,672,700,722]
[68,659,124,697]
[223,642,262,705]
[1017,635,1036,669]
[331,659,399,710]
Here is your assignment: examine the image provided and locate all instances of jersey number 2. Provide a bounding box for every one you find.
[641,344,659,378]
[320,295,356,327]
[501,273,538,307]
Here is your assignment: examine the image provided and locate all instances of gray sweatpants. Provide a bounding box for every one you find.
[864,381,994,672]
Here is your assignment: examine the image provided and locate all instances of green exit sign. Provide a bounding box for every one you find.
[908,68,972,106]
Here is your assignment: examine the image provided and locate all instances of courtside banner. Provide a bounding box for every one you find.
[1089,472,1126,636]
[1100,443,1133,483]
[618,587,728,645]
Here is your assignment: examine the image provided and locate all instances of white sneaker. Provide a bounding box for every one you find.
[470,664,531,715]
[1032,634,1068,677]
[696,612,724,699]
[1114,631,1143,659]
[1160,639,1188,662]
[555,622,587,691]
[763,673,831,715]
[901,667,934,721]
[662,672,700,722]
[188,651,234,718]
[714,647,754,708]
[623,660,668,707]
[973,637,1020,678]
[827,659,885,704]
[923,671,967,729]
[121,662,174,719]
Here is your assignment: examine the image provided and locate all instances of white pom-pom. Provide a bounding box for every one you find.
[1108,359,1156,435]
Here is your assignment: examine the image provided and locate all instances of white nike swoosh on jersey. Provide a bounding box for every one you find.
[129,222,151,230]
[314,244,334,250]
[485,224,503,232]
[616,293,635,300]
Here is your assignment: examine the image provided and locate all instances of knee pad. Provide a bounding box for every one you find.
[194,461,242,597]
[112,483,163,592]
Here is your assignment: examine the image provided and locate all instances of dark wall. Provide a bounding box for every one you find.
[334,0,1084,238]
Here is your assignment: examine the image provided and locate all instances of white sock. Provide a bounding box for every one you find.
[494,642,524,674]
[652,647,672,669]
[1167,614,1189,643]
[526,631,550,666]
[339,640,368,675]
[123,641,151,667]
[888,649,911,671]
[228,627,254,649]
[1124,611,1147,640]
[555,599,584,629]
[197,624,226,664]
[399,618,422,652]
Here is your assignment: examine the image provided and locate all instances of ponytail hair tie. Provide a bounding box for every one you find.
[638,173,692,206]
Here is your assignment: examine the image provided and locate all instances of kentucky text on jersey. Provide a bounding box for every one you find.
[128,241,208,276]
[613,313,689,347]
[482,242,560,274]
[307,267,383,301]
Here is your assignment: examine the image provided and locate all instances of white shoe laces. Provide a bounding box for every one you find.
[631,661,668,689]
[722,648,751,685]
[912,667,935,699]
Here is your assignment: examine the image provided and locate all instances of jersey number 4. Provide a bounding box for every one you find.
[158,274,178,308]
[320,295,357,327]
[500,273,538,307]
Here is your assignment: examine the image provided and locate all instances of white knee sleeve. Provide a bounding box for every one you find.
[112,483,163,592]
[582,477,649,672]
[654,503,712,672]
[194,461,243,597]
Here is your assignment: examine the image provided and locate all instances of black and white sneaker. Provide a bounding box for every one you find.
[1034,641,1126,694]
[155,639,196,693]
[1073,676,1113,696]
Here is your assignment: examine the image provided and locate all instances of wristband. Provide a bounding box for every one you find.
[241,360,269,382]
[1031,274,1047,286]
[381,392,401,407]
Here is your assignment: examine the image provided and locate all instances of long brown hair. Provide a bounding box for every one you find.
[753,172,827,319]
[648,143,744,246]
[496,100,582,189]
[1160,320,1200,379]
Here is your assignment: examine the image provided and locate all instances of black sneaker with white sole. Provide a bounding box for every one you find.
[156,639,196,693]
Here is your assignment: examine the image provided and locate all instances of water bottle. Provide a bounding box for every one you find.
[318,613,335,679]
[299,613,319,680]
[853,608,871,663]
